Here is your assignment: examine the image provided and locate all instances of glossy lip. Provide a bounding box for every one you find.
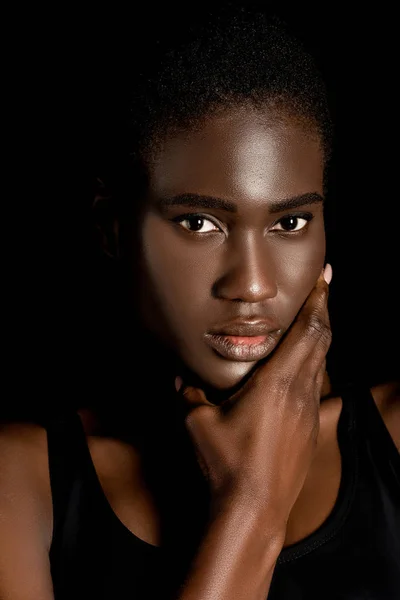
[207,319,280,337]
[204,332,280,361]
[204,319,282,362]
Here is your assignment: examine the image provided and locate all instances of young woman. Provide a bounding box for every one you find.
[1,7,399,599]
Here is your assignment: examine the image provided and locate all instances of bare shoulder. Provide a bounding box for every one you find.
[0,420,48,452]
[370,380,400,452]
[0,421,49,472]
[0,421,53,548]
[0,422,54,599]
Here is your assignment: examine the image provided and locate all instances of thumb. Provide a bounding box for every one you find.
[174,377,219,482]
[175,376,214,410]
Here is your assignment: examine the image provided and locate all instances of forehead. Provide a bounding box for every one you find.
[147,108,324,204]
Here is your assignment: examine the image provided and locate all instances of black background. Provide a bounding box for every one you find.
[3,3,398,420]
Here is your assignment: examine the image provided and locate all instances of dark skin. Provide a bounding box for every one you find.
[0,106,398,599]
[137,109,326,391]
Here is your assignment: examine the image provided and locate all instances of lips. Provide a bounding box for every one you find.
[207,319,279,337]
[204,319,282,362]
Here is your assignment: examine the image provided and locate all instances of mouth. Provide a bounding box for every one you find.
[203,332,281,362]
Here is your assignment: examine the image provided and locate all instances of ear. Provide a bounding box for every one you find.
[92,177,120,259]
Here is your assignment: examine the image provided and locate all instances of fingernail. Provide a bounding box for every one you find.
[323,263,333,285]
[175,376,183,392]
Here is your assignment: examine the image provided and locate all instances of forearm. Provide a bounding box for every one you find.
[175,499,284,600]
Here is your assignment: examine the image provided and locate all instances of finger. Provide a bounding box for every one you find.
[298,293,332,382]
[267,268,331,377]
[315,359,326,397]
[174,380,220,453]
[228,269,331,409]
[180,384,214,410]
[172,379,218,481]
[174,376,215,417]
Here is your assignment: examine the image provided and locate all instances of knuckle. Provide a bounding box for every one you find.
[320,324,332,347]
[184,404,214,430]
[305,313,331,344]
[318,286,329,302]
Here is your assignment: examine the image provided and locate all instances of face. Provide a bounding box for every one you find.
[134,107,325,392]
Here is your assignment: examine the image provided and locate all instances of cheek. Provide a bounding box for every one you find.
[272,225,326,320]
[139,213,325,336]
[139,214,216,327]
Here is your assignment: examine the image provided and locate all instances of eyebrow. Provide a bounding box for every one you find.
[156,192,324,214]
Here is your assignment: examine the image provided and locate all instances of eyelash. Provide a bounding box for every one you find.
[172,212,314,235]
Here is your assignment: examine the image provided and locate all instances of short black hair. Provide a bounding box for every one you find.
[127,5,333,166]
[93,4,334,238]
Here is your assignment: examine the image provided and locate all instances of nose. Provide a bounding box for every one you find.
[212,234,278,303]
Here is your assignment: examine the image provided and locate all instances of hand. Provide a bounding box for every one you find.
[176,265,332,531]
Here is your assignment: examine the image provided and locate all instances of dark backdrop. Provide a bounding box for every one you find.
[3,3,398,421]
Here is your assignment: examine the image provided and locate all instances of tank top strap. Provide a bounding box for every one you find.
[341,380,400,494]
[45,411,89,556]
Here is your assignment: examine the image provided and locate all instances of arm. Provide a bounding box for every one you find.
[174,270,332,599]
[176,498,284,600]
[0,423,54,600]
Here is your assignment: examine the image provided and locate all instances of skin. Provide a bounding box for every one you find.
[0,106,398,599]
[136,108,326,392]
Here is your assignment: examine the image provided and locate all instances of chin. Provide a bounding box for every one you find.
[181,355,261,400]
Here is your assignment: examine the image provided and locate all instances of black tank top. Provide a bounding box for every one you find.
[47,383,400,599]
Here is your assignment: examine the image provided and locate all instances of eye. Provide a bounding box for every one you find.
[174,214,221,233]
[270,214,313,233]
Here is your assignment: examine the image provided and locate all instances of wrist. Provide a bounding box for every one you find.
[210,492,287,556]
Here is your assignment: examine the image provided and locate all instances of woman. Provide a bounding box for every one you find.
[0,6,399,599]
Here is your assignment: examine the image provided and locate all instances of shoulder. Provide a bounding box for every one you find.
[0,421,49,475]
[370,380,400,452]
[0,422,54,598]
[0,422,53,550]
[0,419,48,449]
[318,379,400,451]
